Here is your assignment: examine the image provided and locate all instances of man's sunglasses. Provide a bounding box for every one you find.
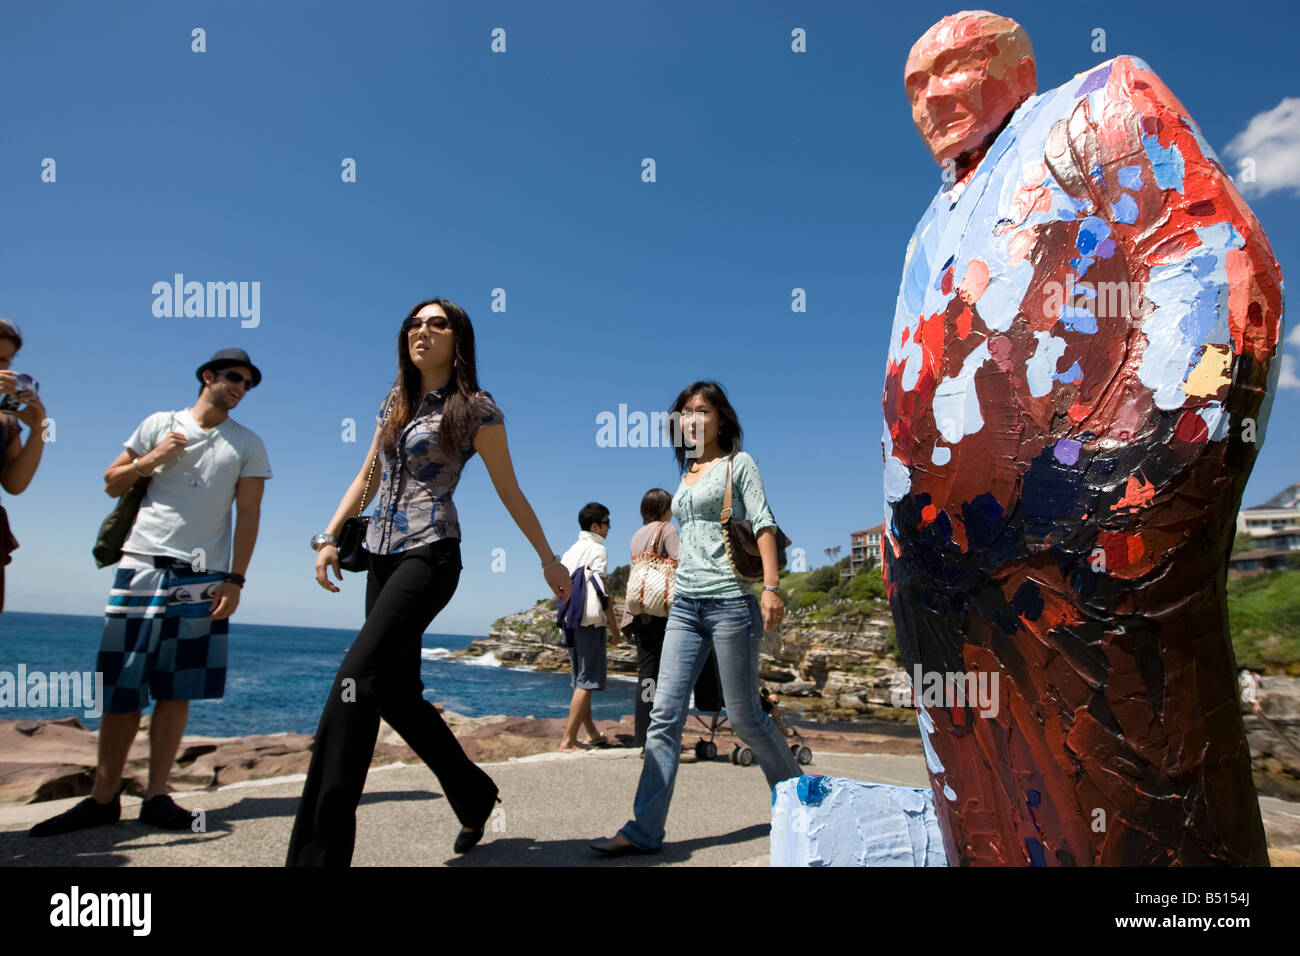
[216,370,257,388]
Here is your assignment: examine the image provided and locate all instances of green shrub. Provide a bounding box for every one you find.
[851,567,886,601]
[806,565,840,593]
[799,590,828,609]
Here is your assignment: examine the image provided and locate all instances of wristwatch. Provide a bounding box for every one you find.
[311,533,338,552]
[225,572,246,588]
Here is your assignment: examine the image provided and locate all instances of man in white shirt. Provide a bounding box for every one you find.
[558,502,621,751]
[31,348,272,837]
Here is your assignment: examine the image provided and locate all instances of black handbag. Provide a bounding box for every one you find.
[337,450,378,572]
[720,452,792,582]
[92,413,178,569]
[93,476,150,569]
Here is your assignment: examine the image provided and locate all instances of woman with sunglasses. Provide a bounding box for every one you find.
[591,381,801,855]
[286,298,573,866]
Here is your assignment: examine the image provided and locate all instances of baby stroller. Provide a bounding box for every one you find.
[688,664,814,767]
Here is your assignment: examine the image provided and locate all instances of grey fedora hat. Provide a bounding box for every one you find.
[196,348,262,387]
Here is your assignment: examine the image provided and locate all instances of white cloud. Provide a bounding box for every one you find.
[1223,98,1300,199]
[1280,354,1300,389]
[1288,323,1300,348]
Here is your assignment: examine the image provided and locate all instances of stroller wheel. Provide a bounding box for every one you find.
[738,747,755,767]
[789,744,801,760]
[797,746,813,765]
[729,744,741,765]
[702,740,718,760]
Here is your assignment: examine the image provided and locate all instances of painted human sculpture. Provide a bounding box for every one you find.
[882,11,1283,865]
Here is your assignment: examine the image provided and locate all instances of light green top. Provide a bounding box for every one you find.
[671,451,776,598]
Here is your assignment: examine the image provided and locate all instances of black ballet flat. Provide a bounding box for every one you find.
[454,794,501,854]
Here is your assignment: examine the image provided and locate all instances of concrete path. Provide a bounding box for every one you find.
[3,749,1296,866]
[0,750,930,867]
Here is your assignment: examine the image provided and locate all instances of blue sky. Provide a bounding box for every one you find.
[2,0,1297,635]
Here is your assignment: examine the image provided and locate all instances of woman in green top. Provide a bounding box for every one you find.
[591,381,801,854]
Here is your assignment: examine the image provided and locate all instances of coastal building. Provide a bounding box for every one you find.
[1237,483,1300,538]
[851,525,883,575]
[1230,486,1300,578]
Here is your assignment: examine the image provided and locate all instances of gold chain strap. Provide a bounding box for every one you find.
[357,450,378,517]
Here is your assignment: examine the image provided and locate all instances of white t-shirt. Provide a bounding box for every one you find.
[562,530,609,627]
[121,409,272,572]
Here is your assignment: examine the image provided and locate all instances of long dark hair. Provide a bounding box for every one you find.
[665,380,743,475]
[378,298,482,458]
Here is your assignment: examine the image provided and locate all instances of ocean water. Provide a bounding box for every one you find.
[0,612,638,737]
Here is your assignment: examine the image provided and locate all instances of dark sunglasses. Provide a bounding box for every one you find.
[216,370,256,388]
[403,314,450,334]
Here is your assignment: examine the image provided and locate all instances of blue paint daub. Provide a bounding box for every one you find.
[1021,445,1089,537]
[1112,193,1139,225]
[1053,360,1084,384]
[797,774,830,806]
[1060,306,1099,333]
[1013,582,1045,622]
[1027,788,1042,807]
[960,493,1004,550]
[1141,134,1185,192]
[1075,216,1112,256]
[1117,165,1143,190]
[1025,837,1047,867]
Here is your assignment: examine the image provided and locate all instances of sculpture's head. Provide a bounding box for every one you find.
[905,10,1037,167]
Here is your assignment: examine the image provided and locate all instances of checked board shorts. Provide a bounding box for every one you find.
[96,553,229,714]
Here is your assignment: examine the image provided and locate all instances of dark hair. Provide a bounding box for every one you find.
[579,502,610,531]
[0,319,22,353]
[379,299,481,458]
[640,488,672,524]
[665,380,743,474]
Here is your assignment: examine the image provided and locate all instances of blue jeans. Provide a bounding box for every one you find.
[619,593,801,851]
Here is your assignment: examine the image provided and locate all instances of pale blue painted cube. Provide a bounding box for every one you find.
[770,775,949,867]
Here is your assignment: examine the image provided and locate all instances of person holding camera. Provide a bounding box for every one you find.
[591,381,800,855]
[29,348,270,837]
[0,319,46,614]
[287,298,573,866]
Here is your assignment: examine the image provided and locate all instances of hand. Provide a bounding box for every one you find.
[544,561,570,602]
[760,588,785,632]
[13,390,44,430]
[315,544,342,593]
[608,627,622,646]
[0,370,17,396]
[146,430,188,469]
[209,581,241,620]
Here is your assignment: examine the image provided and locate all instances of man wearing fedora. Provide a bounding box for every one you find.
[31,348,272,836]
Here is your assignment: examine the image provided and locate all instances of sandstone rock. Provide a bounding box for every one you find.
[773,679,817,697]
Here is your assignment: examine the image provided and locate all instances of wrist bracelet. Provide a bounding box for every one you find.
[131,459,151,477]
[225,572,246,588]
[542,555,562,571]
[763,585,781,592]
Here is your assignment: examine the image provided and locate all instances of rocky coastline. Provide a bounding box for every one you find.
[3,596,1296,820]
[464,598,913,721]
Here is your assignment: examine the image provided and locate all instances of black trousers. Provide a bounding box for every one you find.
[633,615,723,746]
[285,539,497,867]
